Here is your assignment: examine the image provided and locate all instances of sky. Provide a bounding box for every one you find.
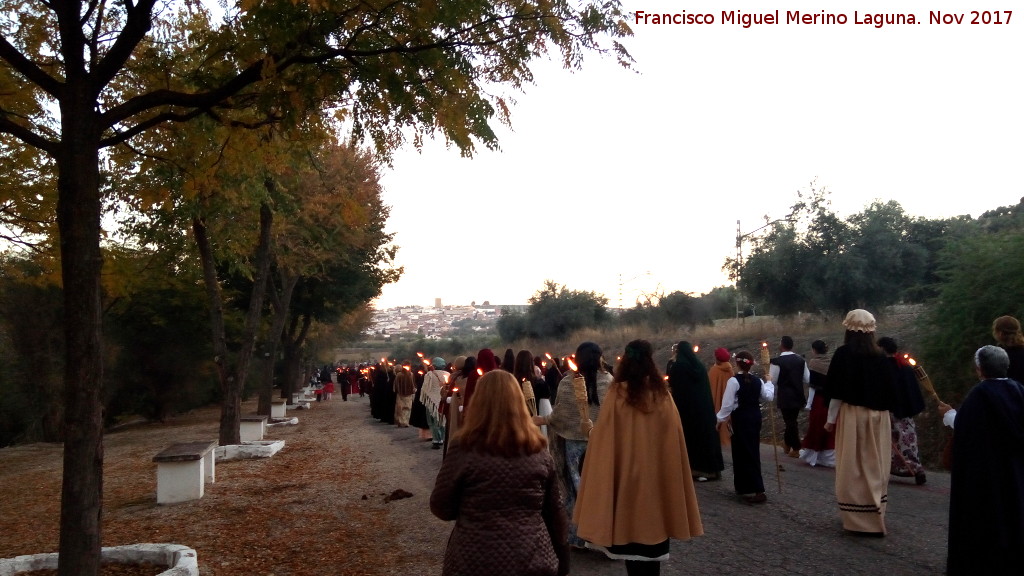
[373,0,1023,310]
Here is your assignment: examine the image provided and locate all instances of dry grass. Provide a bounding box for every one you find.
[514,305,950,468]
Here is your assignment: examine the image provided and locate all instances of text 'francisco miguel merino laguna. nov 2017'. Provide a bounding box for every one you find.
[633,10,1014,29]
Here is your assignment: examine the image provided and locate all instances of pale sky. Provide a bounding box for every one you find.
[374,0,1023,310]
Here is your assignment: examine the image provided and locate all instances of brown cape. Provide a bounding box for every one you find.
[708,361,735,446]
[573,382,703,547]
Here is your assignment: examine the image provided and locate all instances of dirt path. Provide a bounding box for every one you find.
[0,393,448,576]
[1,391,952,576]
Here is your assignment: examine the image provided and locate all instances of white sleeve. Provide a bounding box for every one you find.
[716,377,740,421]
[768,363,780,383]
[827,398,842,424]
[802,363,811,384]
[761,379,775,402]
[805,387,815,408]
[943,409,957,429]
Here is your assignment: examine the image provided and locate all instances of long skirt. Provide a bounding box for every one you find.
[394,394,413,427]
[800,393,836,467]
[410,384,429,430]
[835,403,891,534]
[731,407,765,495]
[588,539,669,562]
[537,398,552,437]
[426,411,445,444]
[890,416,925,476]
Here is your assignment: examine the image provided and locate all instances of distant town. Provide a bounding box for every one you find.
[367,299,528,338]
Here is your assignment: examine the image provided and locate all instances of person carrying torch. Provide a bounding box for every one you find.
[421,357,451,450]
[532,341,612,549]
[514,350,551,423]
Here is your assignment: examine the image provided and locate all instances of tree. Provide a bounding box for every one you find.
[102,246,216,424]
[497,307,528,341]
[842,200,928,308]
[921,203,1024,400]
[0,2,631,572]
[0,254,64,445]
[738,222,807,314]
[733,192,940,314]
[522,280,609,339]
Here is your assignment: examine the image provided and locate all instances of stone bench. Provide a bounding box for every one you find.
[270,399,287,419]
[240,416,268,442]
[152,440,217,504]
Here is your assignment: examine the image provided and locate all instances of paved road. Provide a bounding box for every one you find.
[344,396,950,576]
[569,442,950,576]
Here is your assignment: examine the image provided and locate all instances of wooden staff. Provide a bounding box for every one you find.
[545,353,563,378]
[761,342,783,493]
[522,378,538,417]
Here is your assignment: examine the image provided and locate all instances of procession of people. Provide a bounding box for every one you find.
[326,310,1023,575]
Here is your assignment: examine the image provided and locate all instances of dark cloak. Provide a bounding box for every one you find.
[667,342,724,475]
[947,377,1024,574]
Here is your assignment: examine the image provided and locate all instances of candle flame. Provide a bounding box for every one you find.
[567,358,578,372]
[908,358,917,366]
[693,345,700,353]
[404,365,410,371]
[663,375,669,381]
[477,368,483,376]
[417,370,424,375]
[761,342,767,348]
[452,387,459,393]
[545,353,554,360]
[444,374,450,384]
[416,352,424,358]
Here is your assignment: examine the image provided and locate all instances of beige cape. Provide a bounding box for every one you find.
[573,382,703,547]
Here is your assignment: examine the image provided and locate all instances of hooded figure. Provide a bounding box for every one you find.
[668,341,724,480]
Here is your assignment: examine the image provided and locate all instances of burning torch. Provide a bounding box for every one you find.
[906,355,943,404]
[522,378,538,417]
[566,358,593,436]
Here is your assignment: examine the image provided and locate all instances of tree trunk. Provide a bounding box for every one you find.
[192,215,236,444]
[56,105,104,576]
[258,272,299,415]
[193,200,275,446]
[281,314,313,402]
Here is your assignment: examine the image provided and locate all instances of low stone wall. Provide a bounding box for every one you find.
[0,543,198,576]
[215,440,285,461]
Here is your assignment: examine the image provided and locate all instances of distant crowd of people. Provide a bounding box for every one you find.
[339,311,1024,576]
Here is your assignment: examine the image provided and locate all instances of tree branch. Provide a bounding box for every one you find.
[99,107,207,147]
[0,113,57,153]
[99,10,550,135]
[0,36,62,98]
[92,0,159,92]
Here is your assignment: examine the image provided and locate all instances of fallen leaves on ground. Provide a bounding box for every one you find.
[0,398,444,576]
